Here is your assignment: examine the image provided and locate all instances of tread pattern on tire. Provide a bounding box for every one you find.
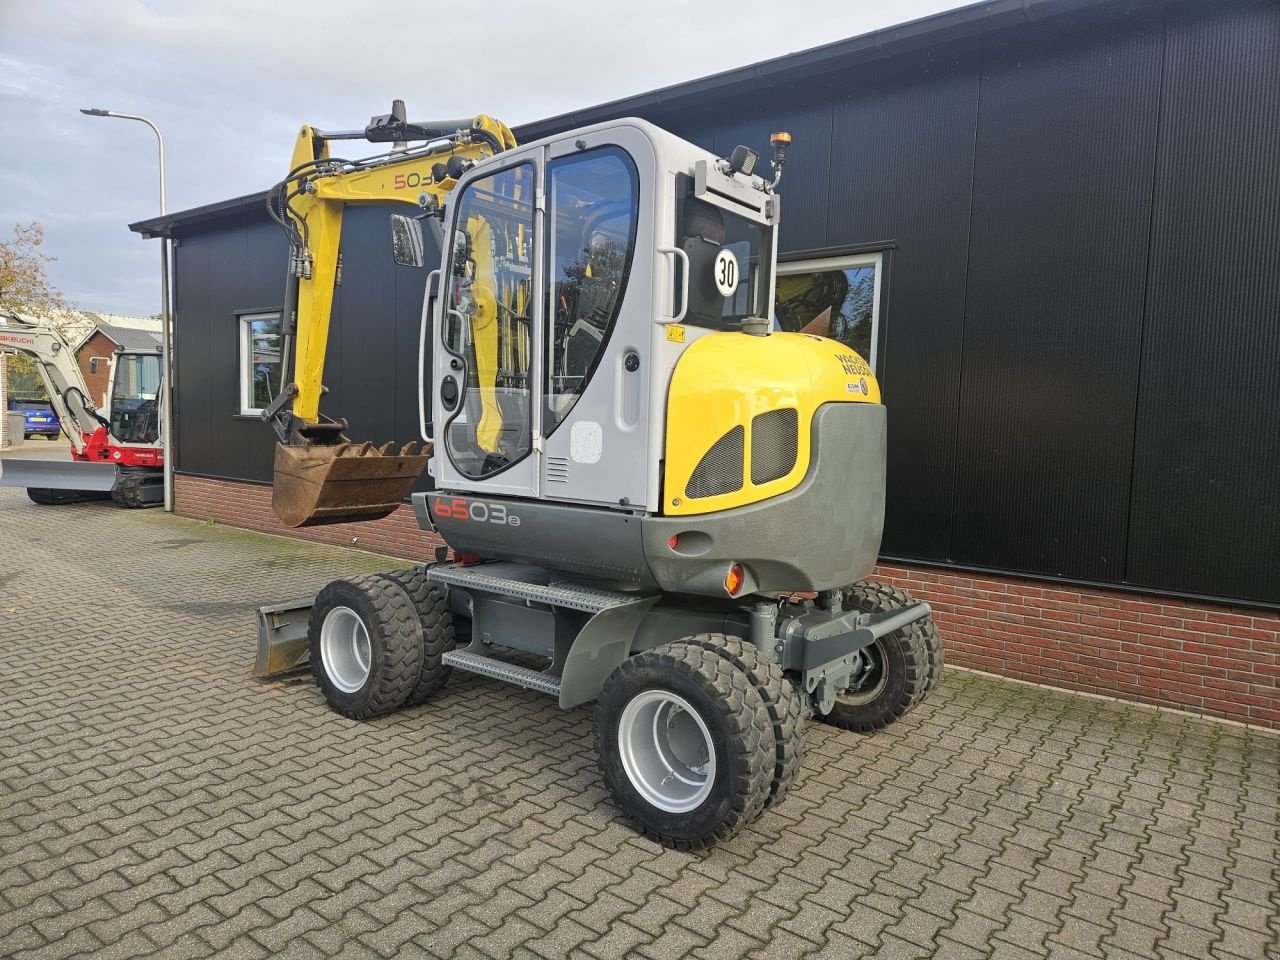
[309,575,423,720]
[375,569,455,707]
[668,633,804,811]
[595,642,774,850]
[819,580,933,732]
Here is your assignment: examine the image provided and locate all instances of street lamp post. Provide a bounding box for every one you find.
[79,108,175,513]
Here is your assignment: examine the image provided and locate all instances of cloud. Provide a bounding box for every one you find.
[0,0,978,315]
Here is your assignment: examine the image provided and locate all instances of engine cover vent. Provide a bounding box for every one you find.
[751,408,799,485]
[686,425,744,499]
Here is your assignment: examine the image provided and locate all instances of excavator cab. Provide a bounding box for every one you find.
[107,350,162,445]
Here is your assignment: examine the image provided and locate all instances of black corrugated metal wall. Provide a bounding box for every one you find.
[170,0,1280,606]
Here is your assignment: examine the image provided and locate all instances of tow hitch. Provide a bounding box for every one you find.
[775,600,932,714]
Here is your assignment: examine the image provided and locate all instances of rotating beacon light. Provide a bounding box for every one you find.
[769,131,791,188]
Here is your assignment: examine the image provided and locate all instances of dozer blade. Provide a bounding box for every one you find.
[0,457,117,492]
[272,440,430,528]
[253,596,314,678]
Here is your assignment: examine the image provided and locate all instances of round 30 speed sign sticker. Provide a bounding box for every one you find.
[713,248,740,297]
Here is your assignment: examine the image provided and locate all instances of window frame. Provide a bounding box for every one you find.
[776,252,883,372]
[237,310,283,417]
[440,160,539,481]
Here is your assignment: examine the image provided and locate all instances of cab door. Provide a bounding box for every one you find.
[433,158,542,499]
[540,129,655,509]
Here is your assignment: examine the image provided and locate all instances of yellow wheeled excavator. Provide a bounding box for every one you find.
[256,104,943,848]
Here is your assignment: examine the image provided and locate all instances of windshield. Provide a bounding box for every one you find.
[110,354,162,444]
[675,180,772,329]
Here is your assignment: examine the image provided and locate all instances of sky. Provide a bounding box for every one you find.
[0,0,980,317]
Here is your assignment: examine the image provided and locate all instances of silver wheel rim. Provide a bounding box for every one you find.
[320,605,372,693]
[617,690,716,813]
[837,638,889,706]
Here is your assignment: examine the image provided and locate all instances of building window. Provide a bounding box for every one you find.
[239,312,282,415]
[776,253,882,370]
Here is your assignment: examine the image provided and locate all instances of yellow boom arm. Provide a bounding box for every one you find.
[282,114,517,423]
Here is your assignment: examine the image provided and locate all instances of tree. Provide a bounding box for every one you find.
[0,222,73,397]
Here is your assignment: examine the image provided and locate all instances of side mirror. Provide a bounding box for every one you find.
[390,214,425,268]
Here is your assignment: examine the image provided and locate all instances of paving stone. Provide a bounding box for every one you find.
[0,493,1276,960]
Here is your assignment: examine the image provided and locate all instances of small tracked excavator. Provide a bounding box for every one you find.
[0,311,163,507]
[255,105,943,848]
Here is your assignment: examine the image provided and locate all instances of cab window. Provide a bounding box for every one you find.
[675,181,770,329]
[545,147,638,432]
[442,163,535,480]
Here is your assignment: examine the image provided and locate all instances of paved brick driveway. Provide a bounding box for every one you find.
[0,486,1277,960]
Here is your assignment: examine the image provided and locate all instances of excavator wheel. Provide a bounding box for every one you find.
[817,581,937,733]
[373,570,456,707]
[666,634,805,811]
[594,642,774,850]
[307,575,424,720]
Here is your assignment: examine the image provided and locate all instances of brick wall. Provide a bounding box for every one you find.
[175,474,447,561]
[872,564,1279,729]
[0,352,7,446]
[76,331,116,407]
[176,473,1279,730]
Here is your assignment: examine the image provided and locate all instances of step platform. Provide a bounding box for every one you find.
[427,561,648,614]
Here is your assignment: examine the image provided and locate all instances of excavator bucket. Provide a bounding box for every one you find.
[272,440,430,528]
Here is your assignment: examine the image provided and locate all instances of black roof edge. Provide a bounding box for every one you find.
[130,189,270,239]
[130,0,1153,237]
[513,0,1145,141]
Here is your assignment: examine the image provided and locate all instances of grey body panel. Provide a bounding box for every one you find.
[417,401,886,597]
[643,402,886,594]
[414,492,654,583]
[0,458,118,492]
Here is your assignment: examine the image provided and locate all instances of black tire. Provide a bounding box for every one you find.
[595,642,774,850]
[308,576,424,720]
[669,633,804,811]
[374,570,455,706]
[818,581,932,733]
[921,614,944,696]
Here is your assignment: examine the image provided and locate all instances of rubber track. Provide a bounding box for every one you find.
[668,634,805,811]
[598,642,774,850]
[312,575,423,720]
[110,471,162,509]
[375,569,455,707]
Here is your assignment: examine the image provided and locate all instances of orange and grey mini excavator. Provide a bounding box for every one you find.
[255,103,942,848]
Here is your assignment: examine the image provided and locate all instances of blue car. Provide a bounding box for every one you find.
[7,397,62,439]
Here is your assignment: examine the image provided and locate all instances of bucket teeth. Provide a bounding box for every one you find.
[348,442,373,457]
[376,441,395,456]
[399,441,418,457]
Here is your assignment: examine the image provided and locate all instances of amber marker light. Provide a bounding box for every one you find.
[725,563,745,596]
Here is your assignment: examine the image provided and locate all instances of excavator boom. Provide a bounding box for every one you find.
[265,103,516,527]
